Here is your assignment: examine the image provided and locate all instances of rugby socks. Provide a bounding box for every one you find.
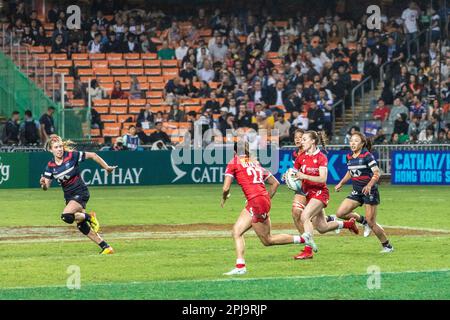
[337,221,344,229]
[236,258,245,269]
[358,215,367,225]
[382,240,392,249]
[99,241,110,250]
[294,235,305,244]
[326,215,335,222]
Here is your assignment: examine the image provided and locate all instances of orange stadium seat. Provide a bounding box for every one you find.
[74,60,91,68]
[127,60,143,68]
[109,106,128,114]
[92,60,109,68]
[127,68,144,76]
[111,68,127,76]
[89,53,105,60]
[128,99,146,106]
[109,60,126,68]
[114,76,131,83]
[34,53,49,60]
[123,122,137,129]
[72,53,88,60]
[106,53,123,61]
[100,114,117,122]
[124,53,140,60]
[161,60,178,68]
[93,106,109,114]
[54,68,70,75]
[91,128,101,137]
[146,91,163,98]
[163,68,179,76]
[102,127,121,137]
[118,114,135,123]
[50,53,67,60]
[141,53,158,60]
[55,60,72,68]
[145,68,162,76]
[351,74,363,82]
[68,99,86,107]
[110,99,128,107]
[129,106,144,114]
[78,68,94,76]
[94,67,111,76]
[93,99,110,107]
[147,98,165,106]
[98,76,114,84]
[149,83,165,91]
[144,60,161,68]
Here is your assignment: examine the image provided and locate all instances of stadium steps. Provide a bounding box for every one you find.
[334,86,382,135]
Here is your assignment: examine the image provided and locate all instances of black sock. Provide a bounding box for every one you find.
[382,240,391,248]
[326,215,334,222]
[99,241,109,249]
[84,213,91,222]
[359,216,367,225]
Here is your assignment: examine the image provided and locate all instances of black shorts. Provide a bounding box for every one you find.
[347,188,380,206]
[64,188,90,209]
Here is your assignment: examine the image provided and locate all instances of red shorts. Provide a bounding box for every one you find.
[246,195,271,223]
[305,188,330,207]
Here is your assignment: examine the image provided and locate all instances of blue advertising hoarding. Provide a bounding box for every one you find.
[274,148,353,185]
[391,150,450,185]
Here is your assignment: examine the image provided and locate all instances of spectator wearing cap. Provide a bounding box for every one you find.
[274,112,291,144]
[372,99,391,122]
[148,122,171,146]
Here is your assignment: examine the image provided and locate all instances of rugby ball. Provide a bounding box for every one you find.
[285,168,302,192]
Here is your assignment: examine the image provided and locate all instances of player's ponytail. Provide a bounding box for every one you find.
[317,130,328,154]
[45,134,76,152]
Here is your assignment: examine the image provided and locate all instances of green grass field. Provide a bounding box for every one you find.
[0,184,449,299]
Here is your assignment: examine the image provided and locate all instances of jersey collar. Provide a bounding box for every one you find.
[307,148,320,156]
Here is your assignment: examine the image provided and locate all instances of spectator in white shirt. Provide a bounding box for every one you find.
[208,36,228,63]
[175,39,188,61]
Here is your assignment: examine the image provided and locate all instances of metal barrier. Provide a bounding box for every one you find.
[331,99,344,135]
[350,76,374,123]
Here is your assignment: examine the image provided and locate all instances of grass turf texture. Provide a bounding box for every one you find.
[0,184,449,299]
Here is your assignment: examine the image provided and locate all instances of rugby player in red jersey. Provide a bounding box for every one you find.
[293,131,358,260]
[221,141,313,275]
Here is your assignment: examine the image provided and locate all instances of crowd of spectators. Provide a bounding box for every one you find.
[2,0,450,147]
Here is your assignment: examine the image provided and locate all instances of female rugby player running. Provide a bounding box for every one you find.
[334,132,393,253]
[293,131,358,260]
[40,134,117,254]
[221,141,314,275]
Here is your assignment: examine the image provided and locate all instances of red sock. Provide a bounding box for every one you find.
[343,221,353,229]
[236,264,246,268]
[304,246,312,253]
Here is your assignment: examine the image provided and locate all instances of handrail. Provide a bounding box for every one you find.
[331,99,344,135]
[406,26,431,59]
[379,60,389,84]
[351,76,373,123]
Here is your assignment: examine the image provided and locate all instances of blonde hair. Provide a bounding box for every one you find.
[45,134,76,152]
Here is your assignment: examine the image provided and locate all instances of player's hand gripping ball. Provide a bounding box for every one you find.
[284,168,302,192]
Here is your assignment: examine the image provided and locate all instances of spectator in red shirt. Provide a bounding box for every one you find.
[372,99,390,122]
[110,81,128,99]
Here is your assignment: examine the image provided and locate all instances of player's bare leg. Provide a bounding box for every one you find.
[252,217,298,245]
[292,194,305,234]
[336,199,364,221]
[63,201,113,254]
[298,199,324,254]
[365,205,393,252]
[312,210,358,234]
[224,209,252,275]
[232,208,253,260]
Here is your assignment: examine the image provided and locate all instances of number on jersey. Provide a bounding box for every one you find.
[246,167,264,184]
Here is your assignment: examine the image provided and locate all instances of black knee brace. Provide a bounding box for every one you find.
[61,213,75,224]
[77,221,91,235]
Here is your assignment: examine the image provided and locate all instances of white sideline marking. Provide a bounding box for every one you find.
[2,268,450,291]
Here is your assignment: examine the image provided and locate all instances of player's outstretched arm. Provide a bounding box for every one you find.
[85,152,117,174]
[221,176,232,208]
[266,175,280,199]
[335,171,352,192]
